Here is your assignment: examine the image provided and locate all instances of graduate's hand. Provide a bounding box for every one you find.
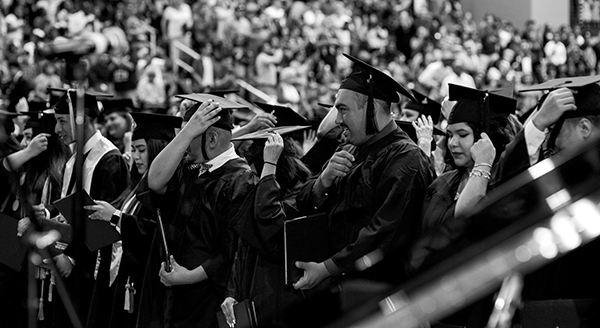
[159,256,192,286]
[532,87,576,131]
[85,201,117,222]
[180,99,222,139]
[27,133,50,157]
[293,261,331,290]
[17,217,31,237]
[412,115,434,144]
[31,204,47,221]
[122,151,133,168]
[54,254,73,277]
[302,129,317,155]
[470,132,496,167]
[220,297,238,327]
[122,131,132,165]
[245,112,277,133]
[320,150,354,188]
[263,132,284,163]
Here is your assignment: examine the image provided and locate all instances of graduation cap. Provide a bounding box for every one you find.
[230,126,310,141]
[522,76,600,149]
[254,102,311,127]
[340,53,417,135]
[22,111,56,135]
[206,88,241,97]
[49,88,113,119]
[27,100,48,113]
[100,98,135,117]
[403,90,442,124]
[130,112,182,142]
[518,75,600,92]
[518,75,600,119]
[176,93,248,130]
[448,84,517,133]
[48,92,63,108]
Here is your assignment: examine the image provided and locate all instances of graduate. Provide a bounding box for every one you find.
[407,84,522,328]
[398,89,443,124]
[492,76,600,327]
[84,112,182,328]
[0,107,70,327]
[294,53,435,290]
[146,94,257,328]
[413,84,518,239]
[50,89,129,327]
[222,122,313,327]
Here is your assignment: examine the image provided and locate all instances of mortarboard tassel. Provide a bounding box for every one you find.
[49,272,55,302]
[124,277,136,313]
[482,94,491,134]
[38,278,45,321]
[546,116,565,151]
[365,73,378,135]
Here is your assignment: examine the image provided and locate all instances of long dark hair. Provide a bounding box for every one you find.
[22,129,71,205]
[246,137,313,195]
[112,138,169,208]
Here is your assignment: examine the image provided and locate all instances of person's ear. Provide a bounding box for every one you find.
[207,130,219,148]
[579,118,593,139]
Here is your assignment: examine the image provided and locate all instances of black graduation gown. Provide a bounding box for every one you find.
[296,121,435,285]
[228,176,308,327]
[51,150,128,328]
[406,168,496,328]
[147,158,256,328]
[0,149,69,328]
[86,189,156,328]
[0,159,49,327]
[408,169,462,272]
[492,129,535,188]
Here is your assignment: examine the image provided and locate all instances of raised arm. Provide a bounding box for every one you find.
[260,132,283,179]
[455,132,495,219]
[148,100,221,194]
[2,133,49,171]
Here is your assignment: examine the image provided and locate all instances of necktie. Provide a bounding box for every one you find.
[187,163,213,176]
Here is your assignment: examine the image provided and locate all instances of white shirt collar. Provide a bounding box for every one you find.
[78,130,102,154]
[206,143,239,172]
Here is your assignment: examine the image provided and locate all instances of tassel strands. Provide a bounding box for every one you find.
[365,73,378,135]
[124,276,136,314]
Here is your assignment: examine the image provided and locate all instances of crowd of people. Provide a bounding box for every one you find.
[3,0,600,120]
[2,0,600,328]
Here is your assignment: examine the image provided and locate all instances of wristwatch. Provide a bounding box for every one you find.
[110,210,122,226]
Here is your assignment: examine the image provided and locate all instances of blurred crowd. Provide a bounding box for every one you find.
[2,0,600,125]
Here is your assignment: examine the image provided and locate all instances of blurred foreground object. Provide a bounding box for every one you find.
[328,135,600,328]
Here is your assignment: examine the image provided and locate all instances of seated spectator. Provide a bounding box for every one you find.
[32,61,63,101]
[137,70,166,111]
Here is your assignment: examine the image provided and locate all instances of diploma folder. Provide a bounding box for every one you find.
[38,218,73,258]
[0,213,28,271]
[284,213,330,285]
[53,190,121,251]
